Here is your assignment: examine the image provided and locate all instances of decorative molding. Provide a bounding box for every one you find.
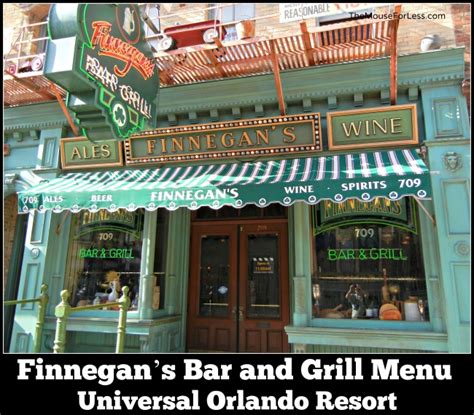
[454,241,470,257]
[380,89,390,104]
[302,98,312,112]
[285,326,449,351]
[451,262,470,325]
[4,102,69,131]
[232,107,241,119]
[443,151,463,172]
[254,104,264,117]
[14,333,31,353]
[188,111,198,124]
[167,114,177,126]
[434,98,462,138]
[139,335,151,352]
[327,96,337,110]
[210,109,219,122]
[408,86,419,101]
[21,263,40,310]
[441,179,470,236]
[353,93,363,107]
[294,343,308,353]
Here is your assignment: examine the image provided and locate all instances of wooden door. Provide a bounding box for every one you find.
[187,221,289,352]
[238,222,290,352]
[187,224,238,352]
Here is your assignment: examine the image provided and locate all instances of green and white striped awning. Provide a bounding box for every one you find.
[18,149,431,214]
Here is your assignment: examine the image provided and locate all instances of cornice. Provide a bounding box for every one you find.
[157,48,466,115]
[4,102,69,131]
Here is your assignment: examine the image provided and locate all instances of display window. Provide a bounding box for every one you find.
[63,209,168,311]
[311,197,429,322]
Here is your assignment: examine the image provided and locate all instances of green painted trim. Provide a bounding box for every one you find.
[417,199,446,333]
[4,102,70,131]
[46,315,181,336]
[139,210,158,320]
[3,212,28,349]
[285,326,449,352]
[290,202,313,326]
[424,138,471,146]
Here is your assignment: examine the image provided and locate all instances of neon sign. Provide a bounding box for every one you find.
[79,248,134,259]
[45,4,159,142]
[89,21,155,79]
[327,248,408,261]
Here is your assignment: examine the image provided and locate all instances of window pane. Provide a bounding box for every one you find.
[235,3,255,20]
[64,209,145,310]
[312,198,429,322]
[209,3,255,41]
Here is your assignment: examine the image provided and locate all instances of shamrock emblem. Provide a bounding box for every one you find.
[112,103,127,127]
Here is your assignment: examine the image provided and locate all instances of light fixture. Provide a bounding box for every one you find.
[420,34,441,52]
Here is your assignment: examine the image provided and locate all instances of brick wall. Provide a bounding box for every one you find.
[3,3,49,62]
[3,4,467,59]
[156,4,462,54]
[3,195,19,295]
[396,4,457,54]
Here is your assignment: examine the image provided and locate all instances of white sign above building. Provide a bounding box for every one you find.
[279,3,391,23]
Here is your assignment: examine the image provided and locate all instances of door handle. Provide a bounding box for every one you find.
[232,306,244,321]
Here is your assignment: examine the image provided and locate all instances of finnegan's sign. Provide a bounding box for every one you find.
[125,113,321,164]
[45,4,159,142]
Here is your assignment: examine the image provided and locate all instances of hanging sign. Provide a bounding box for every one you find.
[327,104,418,150]
[45,4,159,142]
[252,257,275,274]
[125,113,321,165]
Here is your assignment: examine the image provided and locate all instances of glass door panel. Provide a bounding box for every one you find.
[199,235,230,318]
[246,234,280,319]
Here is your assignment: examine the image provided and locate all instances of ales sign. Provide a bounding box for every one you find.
[60,137,123,170]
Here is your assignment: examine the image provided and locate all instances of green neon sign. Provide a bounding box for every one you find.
[76,4,159,141]
[45,4,159,142]
[327,248,408,261]
[79,247,134,259]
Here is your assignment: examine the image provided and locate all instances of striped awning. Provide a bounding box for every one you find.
[18,149,431,214]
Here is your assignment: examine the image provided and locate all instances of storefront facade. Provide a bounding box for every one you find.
[4,4,470,354]
[6,46,470,353]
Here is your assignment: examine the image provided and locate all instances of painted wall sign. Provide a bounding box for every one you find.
[321,198,407,223]
[313,198,418,236]
[279,3,390,23]
[78,210,142,239]
[125,113,321,165]
[45,4,159,142]
[60,137,123,170]
[327,104,418,150]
